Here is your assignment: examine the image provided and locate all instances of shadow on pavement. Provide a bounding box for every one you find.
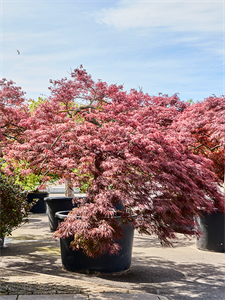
[132,234,195,248]
[1,214,224,300]
[98,257,225,300]
[0,278,83,295]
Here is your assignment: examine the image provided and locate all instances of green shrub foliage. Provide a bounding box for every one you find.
[0,171,30,237]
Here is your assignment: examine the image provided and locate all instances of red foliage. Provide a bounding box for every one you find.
[0,79,29,150]
[172,95,225,183]
[2,67,225,257]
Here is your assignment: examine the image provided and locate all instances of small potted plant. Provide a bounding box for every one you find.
[0,170,31,248]
[4,67,225,272]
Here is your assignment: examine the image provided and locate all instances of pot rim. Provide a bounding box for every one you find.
[55,210,136,221]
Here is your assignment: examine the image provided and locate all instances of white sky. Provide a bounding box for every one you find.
[0,0,224,102]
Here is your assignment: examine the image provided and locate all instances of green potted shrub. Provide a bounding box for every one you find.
[0,170,31,247]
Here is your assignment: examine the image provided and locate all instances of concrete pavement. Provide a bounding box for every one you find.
[0,294,168,299]
[0,295,169,300]
[0,209,224,299]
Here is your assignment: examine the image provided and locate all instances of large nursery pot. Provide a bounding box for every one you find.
[27,192,49,213]
[55,210,134,273]
[196,208,225,253]
[44,196,86,232]
[0,236,4,248]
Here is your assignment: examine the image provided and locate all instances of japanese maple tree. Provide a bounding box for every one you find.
[0,81,53,190]
[3,66,225,257]
[172,95,225,191]
[0,79,28,146]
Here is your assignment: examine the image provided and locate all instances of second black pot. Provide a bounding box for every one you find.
[27,192,49,213]
[196,208,225,253]
[0,236,4,248]
[45,196,86,231]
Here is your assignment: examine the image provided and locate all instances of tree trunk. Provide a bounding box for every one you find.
[65,179,74,197]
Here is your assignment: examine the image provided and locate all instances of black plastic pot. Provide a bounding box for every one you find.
[0,236,4,248]
[55,210,134,273]
[44,196,86,232]
[27,192,49,213]
[196,208,225,252]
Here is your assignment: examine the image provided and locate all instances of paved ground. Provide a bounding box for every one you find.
[0,294,167,300]
[0,211,224,300]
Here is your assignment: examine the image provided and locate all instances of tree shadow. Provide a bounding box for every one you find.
[0,240,60,270]
[133,233,196,248]
[1,228,224,300]
[0,275,84,295]
[98,256,225,300]
[24,216,50,230]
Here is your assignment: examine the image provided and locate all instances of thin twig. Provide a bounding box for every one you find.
[190,144,221,151]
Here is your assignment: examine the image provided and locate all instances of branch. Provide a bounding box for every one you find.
[1,122,25,132]
[88,117,102,127]
[39,128,70,170]
[209,145,221,151]
[2,132,25,142]
[57,104,102,127]
[57,105,96,115]
[189,144,221,152]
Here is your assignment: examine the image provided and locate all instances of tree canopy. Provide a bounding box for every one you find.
[1,66,224,257]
